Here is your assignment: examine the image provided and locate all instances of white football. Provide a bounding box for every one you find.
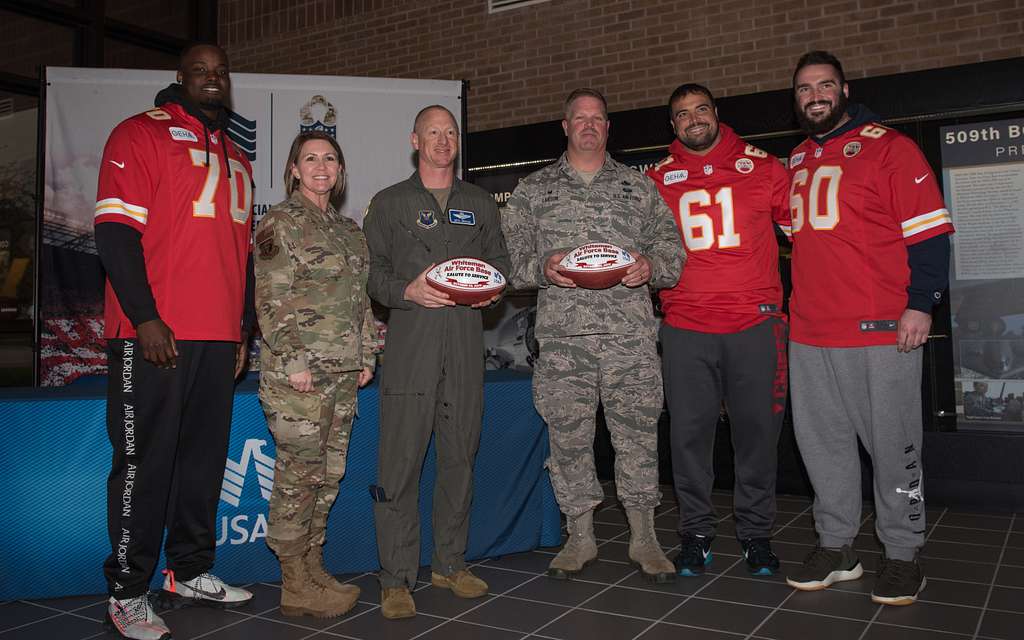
[426,257,506,305]
[558,242,636,289]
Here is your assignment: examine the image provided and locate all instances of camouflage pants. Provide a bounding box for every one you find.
[260,369,359,558]
[534,334,663,517]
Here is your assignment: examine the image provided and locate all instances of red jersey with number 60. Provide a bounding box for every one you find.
[647,124,791,333]
[94,102,253,340]
[785,123,954,347]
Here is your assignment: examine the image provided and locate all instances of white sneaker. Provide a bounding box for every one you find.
[106,594,171,640]
[160,571,252,609]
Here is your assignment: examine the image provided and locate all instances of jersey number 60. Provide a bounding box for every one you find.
[789,166,843,233]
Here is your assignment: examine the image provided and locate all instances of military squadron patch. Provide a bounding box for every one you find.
[417,209,437,229]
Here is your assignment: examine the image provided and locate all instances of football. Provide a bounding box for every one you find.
[557,242,636,289]
[426,257,506,305]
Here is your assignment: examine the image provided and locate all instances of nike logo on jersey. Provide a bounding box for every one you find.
[109,160,125,169]
[915,173,929,184]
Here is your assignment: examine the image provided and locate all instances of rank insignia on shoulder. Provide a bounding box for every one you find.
[744,144,768,158]
[258,237,279,260]
[417,209,437,229]
[448,209,476,225]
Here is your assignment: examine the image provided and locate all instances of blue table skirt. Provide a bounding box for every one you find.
[0,370,561,601]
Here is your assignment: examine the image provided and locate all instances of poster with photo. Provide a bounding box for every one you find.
[941,118,1024,429]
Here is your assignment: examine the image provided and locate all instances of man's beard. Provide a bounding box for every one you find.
[198,94,225,110]
[679,122,719,152]
[796,92,848,136]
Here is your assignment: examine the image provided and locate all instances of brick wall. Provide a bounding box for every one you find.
[221,0,1023,133]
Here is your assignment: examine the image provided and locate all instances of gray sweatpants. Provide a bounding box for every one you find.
[790,342,925,561]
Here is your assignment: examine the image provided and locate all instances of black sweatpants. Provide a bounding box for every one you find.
[660,318,788,540]
[103,339,236,598]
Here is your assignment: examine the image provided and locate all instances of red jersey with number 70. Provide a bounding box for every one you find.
[785,123,954,347]
[94,102,253,341]
[647,124,792,333]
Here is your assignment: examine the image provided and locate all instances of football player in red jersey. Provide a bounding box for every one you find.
[647,84,791,579]
[94,43,255,639]
[782,51,953,606]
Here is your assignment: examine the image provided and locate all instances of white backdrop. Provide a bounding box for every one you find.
[41,67,462,385]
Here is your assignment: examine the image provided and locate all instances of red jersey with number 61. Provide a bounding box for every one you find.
[647,124,792,333]
[95,102,253,341]
[785,123,954,347]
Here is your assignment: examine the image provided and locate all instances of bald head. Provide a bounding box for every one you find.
[413,105,458,136]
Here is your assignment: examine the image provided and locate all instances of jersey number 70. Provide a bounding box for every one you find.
[189,148,252,225]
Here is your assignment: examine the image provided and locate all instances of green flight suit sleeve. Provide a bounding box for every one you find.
[363,199,415,311]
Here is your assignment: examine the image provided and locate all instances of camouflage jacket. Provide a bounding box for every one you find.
[254,191,376,374]
[501,153,683,339]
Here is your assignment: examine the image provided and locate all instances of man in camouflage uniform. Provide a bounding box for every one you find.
[255,133,377,617]
[363,105,510,619]
[501,88,683,583]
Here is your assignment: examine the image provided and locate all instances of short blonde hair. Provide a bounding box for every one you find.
[283,131,346,197]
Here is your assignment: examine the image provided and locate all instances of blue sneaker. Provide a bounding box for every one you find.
[741,538,780,576]
[674,533,712,577]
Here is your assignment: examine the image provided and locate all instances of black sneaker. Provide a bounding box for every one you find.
[871,555,926,606]
[786,545,863,591]
[674,533,712,577]
[741,538,780,576]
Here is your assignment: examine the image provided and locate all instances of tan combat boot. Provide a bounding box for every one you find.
[279,557,359,618]
[547,509,598,579]
[305,544,361,603]
[626,508,676,583]
[380,586,416,619]
[431,569,488,598]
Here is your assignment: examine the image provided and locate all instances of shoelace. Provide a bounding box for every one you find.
[192,573,219,589]
[112,595,150,625]
[878,558,918,582]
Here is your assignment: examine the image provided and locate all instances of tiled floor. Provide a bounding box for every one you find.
[4,485,1024,639]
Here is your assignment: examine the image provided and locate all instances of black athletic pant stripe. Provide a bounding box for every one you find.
[103,340,236,598]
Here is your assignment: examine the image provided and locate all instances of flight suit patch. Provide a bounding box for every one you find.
[417,210,437,229]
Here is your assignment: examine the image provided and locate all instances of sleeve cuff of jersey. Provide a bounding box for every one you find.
[903,210,953,244]
[95,215,146,234]
[283,353,309,375]
[95,198,148,229]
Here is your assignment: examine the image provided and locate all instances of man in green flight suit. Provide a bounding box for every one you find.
[363,105,510,620]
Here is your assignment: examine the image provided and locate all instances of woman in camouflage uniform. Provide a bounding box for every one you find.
[254,131,377,618]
